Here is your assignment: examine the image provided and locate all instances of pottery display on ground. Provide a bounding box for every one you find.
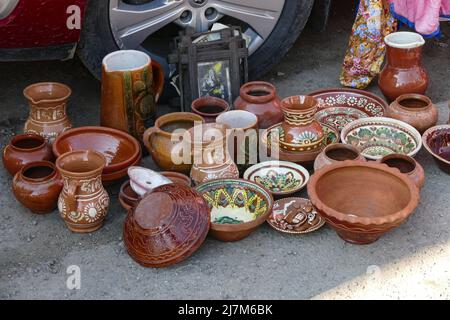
[279,95,324,152]
[386,93,438,134]
[124,183,210,268]
[2,133,54,176]
[101,50,165,142]
[378,31,428,102]
[196,179,273,242]
[56,150,110,233]
[314,143,366,171]
[12,161,63,214]
[143,112,205,174]
[191,96,229,123]
[378,153,425,189]
[268,198,325,235]
[308,161,420,244]
[53,126,142,183]
[234,81,283,129]
[341,117,422,160]
[308,88,387,132]
[243,160,309,197]
[127,166,172,196]
[422,125,450,174]
[189,123,239,186]
[23,82,72,143]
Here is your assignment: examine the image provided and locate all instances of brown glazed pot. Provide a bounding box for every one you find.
[387,94,438,134]
[12,161,63,214]
[101,50,164,142]
[422,125,450,174]
[56,150,110,233]
[308,161,420,244]
[378,32,428,102]
[23,82,72,143]
[143,112,205,174]
[314,143,366,171]
[191,96,229,123]
[2,133,54,176]
[123,183,210,268]
[234,81,283,129]
[378,154,425,189]
[161,171,192,186]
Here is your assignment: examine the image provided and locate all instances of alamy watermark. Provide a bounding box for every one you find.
[66,265,81,290]
[66,5,81,30]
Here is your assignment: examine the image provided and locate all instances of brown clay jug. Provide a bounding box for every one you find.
[56,150,110,233]
[101,50,164,142]
[23,82,72,143]
[379,31,428,102]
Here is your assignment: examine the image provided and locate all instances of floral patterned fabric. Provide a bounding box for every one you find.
[340,0,397,89]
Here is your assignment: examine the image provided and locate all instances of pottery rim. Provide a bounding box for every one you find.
[384,31,425,49]
[215,110,258,130]
[119,180,140,206]
[422,124,450,165]
[281,95,318,113]
[322,143,361,161]
[394,93,432,112]
[379,153,418,174]
[160,171,192,186]
[191,96,230,117]
[103,50,150,72]
[23,82,72,105]
[10,133,46,152]
[56,150,106,178]
[239,81,276,104]
[308,160,420,226]
[152,112,205,138]
[19,161,58,183]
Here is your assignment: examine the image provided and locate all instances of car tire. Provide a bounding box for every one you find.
[77,0,314,81]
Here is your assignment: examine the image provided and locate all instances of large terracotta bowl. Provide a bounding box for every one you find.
[422,125,450,174]
[307,161,420,244]
[53,126,141,182]
[196,179,273,242]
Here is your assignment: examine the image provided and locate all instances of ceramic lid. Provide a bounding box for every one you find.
[124,183,210,268]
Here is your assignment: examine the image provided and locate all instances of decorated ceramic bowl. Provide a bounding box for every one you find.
[196,179,273,242]
[308,88,387,132]
[422,125,450,174]
[341,117,422,160]
[243,161,309,196]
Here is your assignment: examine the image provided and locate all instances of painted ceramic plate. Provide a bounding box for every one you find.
[308,88,387,132]
[268,197,325,234]
[243,161,309,196]
[341,117,422,160]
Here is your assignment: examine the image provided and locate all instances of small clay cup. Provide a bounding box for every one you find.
[378,154,425,189]
[2,133,54,176]
[314,143,366,171]
[191,96,229,123]
[12,161,63,213]
[119,180,140,212]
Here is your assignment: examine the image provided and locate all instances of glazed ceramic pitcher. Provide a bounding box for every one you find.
[23,82,72,143]
[56,150,109,233]
[101,50,164,142]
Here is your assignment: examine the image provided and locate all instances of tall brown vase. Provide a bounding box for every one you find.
[101,50,164,142]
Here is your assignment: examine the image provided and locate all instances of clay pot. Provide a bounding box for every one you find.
[386,94,438,134]
[161,171,191,186]
[379,32,428,102]
[12,161,63,214]
[143,112,205,174]
[23,82,72,143]
[101,50,164,142]
[314,143,366,171]
[280,95,324,152]
[234,81,283,129]
[189,123,239,186]
[422,125,450,174]
[378,154,425,189]
[56,150,110,233]
[191,96,229,123]
[119,180,140,212]
[2,133,54,176]
[308,161,420,244]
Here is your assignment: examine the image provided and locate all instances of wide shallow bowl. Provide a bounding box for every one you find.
[196,179,273,242]
[123,183,210,268]
[422,125,450,174]
[53,126,141,174]
[243,161,309,196]
[269,197,325,234]
[308,88,387,132]
[341,117,422,160]
[307,161,420,244]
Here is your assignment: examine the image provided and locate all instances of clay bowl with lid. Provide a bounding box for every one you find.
[196,179,274,242]
[307,160,420,244]
[422,125,450,174]
[53,126,141,182]
[123,183,210,268]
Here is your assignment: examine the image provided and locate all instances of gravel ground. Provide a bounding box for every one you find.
[0,4,449,300]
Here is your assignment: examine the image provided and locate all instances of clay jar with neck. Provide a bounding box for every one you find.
[314,143,366,171]
[191,96,230,123]
[280,95,324,152]
[56,150,110,233]
[23,82,72,143]
[387,94,438,134]
[13,161,63,213]
[234,82,283,129]
[379,32,428,102]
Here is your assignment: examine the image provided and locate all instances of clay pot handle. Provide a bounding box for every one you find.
[151,60,164,103]
[143,127,158,152]
[66,180,79,214]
